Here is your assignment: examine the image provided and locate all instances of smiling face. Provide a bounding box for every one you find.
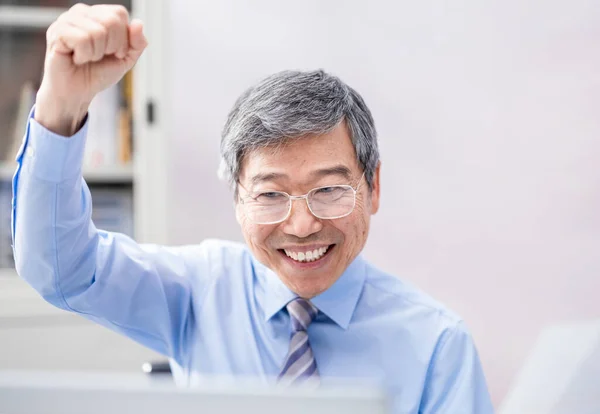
[235,122,380,298]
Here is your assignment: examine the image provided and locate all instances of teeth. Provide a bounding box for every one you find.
[284,246,330,263]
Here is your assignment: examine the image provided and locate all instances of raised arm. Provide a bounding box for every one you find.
[12,4,194,366]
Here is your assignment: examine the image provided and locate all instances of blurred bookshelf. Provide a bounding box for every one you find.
[0,0,139,270]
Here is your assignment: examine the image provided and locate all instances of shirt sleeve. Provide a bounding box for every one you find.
[11,107,196,367]
[419,321,495,414]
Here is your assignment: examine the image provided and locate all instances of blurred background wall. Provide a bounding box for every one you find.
[164,0,600,406]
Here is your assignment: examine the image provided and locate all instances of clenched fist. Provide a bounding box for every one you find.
[35,3,148,136]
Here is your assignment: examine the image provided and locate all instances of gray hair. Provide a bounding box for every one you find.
[218,70,379,193]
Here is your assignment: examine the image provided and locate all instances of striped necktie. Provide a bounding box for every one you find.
[278,298,319,385]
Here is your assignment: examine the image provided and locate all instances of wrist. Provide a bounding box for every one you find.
[34,88,91,137]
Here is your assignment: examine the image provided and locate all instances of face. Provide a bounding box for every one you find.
[235,123,380,298]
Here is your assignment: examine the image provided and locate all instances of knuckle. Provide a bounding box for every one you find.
[88,26,108,44]
[56,9,68,20]
[55,9,70,25]
[46,30,62,52]
[45,23,55,42]
[70,3,88,12]
[96,25,109,39]
[113,5,129,20]
[104,14,122,29]
[96,7,127,30]
[82,31,95,50]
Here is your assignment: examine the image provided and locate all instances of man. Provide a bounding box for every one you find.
[12,4,494,413]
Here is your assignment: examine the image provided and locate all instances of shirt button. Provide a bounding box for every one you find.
[26,147,35,158]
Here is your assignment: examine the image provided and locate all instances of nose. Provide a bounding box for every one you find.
[280,198,323,238]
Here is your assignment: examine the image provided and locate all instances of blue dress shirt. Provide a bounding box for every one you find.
[11,109,494,414]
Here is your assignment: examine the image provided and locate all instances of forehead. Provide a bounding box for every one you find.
[239,123,360,183]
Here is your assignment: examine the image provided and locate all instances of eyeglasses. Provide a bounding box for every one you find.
[238,172,365,225]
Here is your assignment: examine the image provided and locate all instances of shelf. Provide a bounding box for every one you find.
[81,164,135,184]
[0,163,134,184]
[0,6,66,30]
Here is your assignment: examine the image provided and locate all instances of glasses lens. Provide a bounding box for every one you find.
[308,186,355,218]
[245,192,290,224]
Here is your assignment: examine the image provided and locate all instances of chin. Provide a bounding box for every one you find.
[278,268,336,297]
[289,279,332,298]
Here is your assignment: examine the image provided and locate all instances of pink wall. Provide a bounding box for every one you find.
[166,0,600,406]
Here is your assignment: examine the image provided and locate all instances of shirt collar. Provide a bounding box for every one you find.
[258,254,367,330]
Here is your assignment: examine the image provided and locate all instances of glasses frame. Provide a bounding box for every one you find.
[238,172,366,225]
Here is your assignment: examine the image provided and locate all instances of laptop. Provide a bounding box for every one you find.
[0,370,389,414]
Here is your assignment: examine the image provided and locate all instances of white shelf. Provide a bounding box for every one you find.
[81,164,135,184]
[0,6,66,30]
[0,163,134,184]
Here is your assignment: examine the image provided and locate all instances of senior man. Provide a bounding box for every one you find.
[12,4,493,413]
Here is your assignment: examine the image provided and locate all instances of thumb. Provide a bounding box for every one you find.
[122,19,147,70]
[91,19,147,87]
[128,19,148,57]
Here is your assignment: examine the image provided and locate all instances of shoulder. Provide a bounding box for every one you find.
[172,238,252,269]
[354,259,479,383]
[152,239,256,298]
[141,238,253,280]
[361,259,463,329]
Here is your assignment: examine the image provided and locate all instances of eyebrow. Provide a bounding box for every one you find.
[249,165,354,186]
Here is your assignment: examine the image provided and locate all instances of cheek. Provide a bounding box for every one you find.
[335,204,370,256]
[240,218,275,253]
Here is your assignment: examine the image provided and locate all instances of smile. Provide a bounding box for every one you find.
[278,244,335,264]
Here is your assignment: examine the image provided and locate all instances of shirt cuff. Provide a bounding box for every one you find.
[17,106,89,183]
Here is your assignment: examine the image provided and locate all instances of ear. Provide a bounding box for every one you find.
[369,162,381,215]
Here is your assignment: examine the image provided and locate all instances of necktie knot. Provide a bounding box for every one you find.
[286,297,318,333]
